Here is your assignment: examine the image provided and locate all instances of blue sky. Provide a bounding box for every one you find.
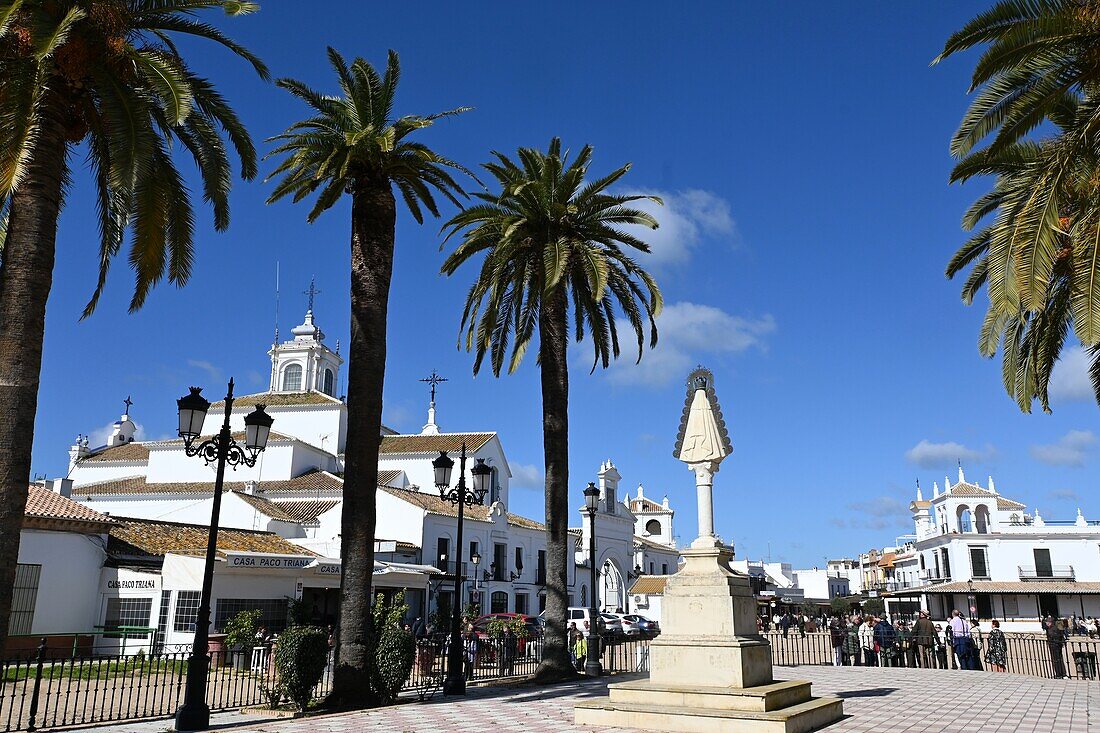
[31,2,1100,568]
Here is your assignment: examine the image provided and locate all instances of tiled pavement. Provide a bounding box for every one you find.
[100,666,1098,733]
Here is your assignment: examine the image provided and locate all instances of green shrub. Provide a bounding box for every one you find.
[274,625,329,711]
[829,596,852,616]
[225,609,262,652]
[370,592,415,704]
[486,617,528,638]
[861,598,885,618]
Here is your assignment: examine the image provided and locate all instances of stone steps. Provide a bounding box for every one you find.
[574,695,844,733]
[605,678,814,712]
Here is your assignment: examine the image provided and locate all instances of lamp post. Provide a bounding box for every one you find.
[433,444,492,696]
[583,482,602,677]
[174,379,273,732]
[967,579,976,621]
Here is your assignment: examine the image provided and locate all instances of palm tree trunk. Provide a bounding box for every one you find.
[534,286,577,681]
[0,104,67,654]
[329,181,394,706]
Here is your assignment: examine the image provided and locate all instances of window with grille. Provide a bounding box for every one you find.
[1003,595,1019,616]
[969,546,989,579]
[8,564,40,635]
[104,597,153,638]
[214,598,289,633]
[174,591,202,632]
[323,368,334,396]
[281,363,303,391]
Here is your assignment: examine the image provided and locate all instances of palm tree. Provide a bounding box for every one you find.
[441,139,663,680]
[265,47,469,704]
[937,1,1100,410]
[0,0,266,653]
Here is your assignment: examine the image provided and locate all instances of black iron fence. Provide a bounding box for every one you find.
[0,640,331,732]
[0,632,651,731]
[763,631,1100,681]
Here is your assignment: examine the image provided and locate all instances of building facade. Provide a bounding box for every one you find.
[54,303,680,640]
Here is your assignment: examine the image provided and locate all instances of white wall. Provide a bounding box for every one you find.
[17,529,106,635]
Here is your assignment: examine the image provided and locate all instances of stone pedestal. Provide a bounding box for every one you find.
[575,546,843,733]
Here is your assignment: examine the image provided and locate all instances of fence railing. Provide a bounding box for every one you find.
[762,631,1100,681]
[0,640,332,732]
[0,632,651,732]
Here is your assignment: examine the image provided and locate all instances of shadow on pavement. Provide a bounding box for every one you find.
[833,687,898,698]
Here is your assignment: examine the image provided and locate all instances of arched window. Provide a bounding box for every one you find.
[975,505,990,534]
[490,591,508,614]
[281,363,303,391]
[957,505,973,533]
[580,585,587,606]
[645,519,662,536]
[323,368,334,396]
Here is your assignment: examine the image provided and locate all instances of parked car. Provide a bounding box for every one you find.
[566,607,604,637]
[623,614,660,636]
[604,612,642,637]
[599,613,624,638]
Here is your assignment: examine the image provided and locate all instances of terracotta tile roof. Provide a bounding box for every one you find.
[379,433,495,454]
[877,553,897,568]
[380,486,489,521]
[378,469,402,486]
[507,513,544,531]
[998,497,1026,510]
[629,497,669,513]
[211,391,343,409]
[629,575,670,595]
[108,517,316,559]
[84,442,151,462]
[25,485,114,526]
[924,581,1100,594]
[233,493,340,523]
[910,500,931,509]
[948,482,1001,499]
[73,469,342,497]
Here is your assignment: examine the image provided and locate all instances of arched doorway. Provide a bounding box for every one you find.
[600,559,626,612]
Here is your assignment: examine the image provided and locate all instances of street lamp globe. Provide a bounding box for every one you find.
[471,551,481,568]
[433,451,455,491]
[177,387,210,439]
[470,458,492,500]
[243,405,274,453]
[583,482,600,514]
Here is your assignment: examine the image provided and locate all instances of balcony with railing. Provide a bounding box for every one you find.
[918,569,950,584]
[1018,565,1075,581]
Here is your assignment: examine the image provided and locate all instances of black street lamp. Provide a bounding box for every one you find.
[174,379,273,732]
[471,550,482,612]
[433,445,491,696]
[583,482,602,677]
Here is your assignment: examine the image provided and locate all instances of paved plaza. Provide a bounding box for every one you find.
[99,666,1097,733]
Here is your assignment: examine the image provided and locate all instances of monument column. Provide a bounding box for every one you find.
[575,367,843,733]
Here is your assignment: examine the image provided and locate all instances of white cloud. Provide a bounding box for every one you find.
[602,301,775,387]
[187,359,222,384]
[88,420,146,449]
[510,463,543,490]
[1049,488,1082,502]
[1030,430,1097,467]
[624,189,739,265]
[1049,346,1096,404]
[905,440,992,469]
[830,496,910,531]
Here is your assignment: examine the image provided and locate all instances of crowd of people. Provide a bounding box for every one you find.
[760,609,1085,679]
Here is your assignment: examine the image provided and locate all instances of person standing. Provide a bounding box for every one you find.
[913,611,936,668]
[859,616,877,666]
[949,609,973,670]
[829,615,846,667]
[934,624,949,669]
[1045,616,1068,678]
[780,612,791,639]
[874,616,897,667]
[968,619,984,671]
[985,619,1007,672]
[844,619,862,666]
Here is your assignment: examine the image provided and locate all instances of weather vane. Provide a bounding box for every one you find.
[123,395,133,417]
[419,370,448,403]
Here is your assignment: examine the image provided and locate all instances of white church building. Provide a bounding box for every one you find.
[52,301,679,642]
[884,466,1100,630]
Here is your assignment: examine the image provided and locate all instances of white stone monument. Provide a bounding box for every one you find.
[576,368,843,733]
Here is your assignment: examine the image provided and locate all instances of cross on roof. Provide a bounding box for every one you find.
[303,277,321,312]
[123,395,133,417]
[419,370,448,403]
